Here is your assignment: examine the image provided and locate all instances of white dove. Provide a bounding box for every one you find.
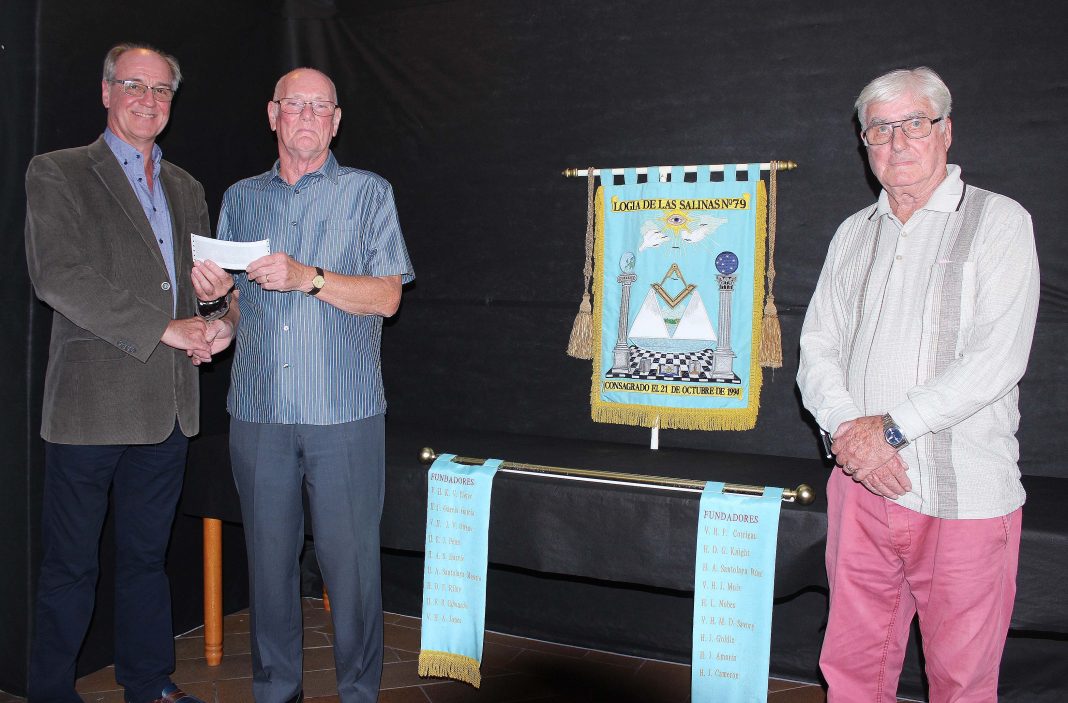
[639,224,669,251]
[681,216,727,244]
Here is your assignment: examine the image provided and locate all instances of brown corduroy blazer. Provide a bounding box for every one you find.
[25,135,210,444]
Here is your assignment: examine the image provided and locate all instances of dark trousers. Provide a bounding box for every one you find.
[230,415,385,703]
[28,424,188,703]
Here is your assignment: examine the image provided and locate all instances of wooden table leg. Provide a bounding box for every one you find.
[203,517,223,665]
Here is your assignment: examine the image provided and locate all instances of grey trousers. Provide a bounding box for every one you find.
[230,415,385,703]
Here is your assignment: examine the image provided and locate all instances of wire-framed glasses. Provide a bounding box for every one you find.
[862,116,944,146]
[108,79,175,102]
[273,98,338,116]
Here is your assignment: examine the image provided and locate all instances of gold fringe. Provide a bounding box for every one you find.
[747,177,768,412]
[590,184,609,411]
[591,402,758,431]
[759,160,783,368]
[419,649,482,688]
[566,167,597,359]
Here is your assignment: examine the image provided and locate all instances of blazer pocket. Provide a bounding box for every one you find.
[63,338,129,363]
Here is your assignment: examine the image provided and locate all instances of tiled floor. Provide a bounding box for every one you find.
[0,598,912,702]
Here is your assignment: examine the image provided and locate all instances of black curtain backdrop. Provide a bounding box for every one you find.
[1,0,40,689]
[3,0,1067,695]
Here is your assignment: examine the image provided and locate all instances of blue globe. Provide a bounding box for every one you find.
[715,251,739,275]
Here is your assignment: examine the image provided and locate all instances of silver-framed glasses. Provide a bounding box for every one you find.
[862,116,944,146]
[108,79,175,102]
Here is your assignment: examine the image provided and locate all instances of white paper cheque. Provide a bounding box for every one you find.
[191,233,270,271]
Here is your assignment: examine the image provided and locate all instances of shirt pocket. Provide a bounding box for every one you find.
[316,219,365,275]
[922,260,977,363]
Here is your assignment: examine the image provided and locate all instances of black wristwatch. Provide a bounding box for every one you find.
[882,413,910,450]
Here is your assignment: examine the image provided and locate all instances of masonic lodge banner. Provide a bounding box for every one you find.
[591,165,767,430]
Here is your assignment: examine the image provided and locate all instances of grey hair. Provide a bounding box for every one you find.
[855,67,952,127]
[102,43,182,91]
[273,68,338,104]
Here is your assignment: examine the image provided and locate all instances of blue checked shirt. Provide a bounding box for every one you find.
[218,152,414,425]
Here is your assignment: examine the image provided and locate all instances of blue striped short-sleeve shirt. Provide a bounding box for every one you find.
[219,152,414,425]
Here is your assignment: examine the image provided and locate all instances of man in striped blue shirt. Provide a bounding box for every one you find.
[215,67,413,703]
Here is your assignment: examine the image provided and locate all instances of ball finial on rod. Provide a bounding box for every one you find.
[794,483,815,505]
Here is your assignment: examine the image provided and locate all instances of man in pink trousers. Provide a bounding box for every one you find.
[797,67,1040,702]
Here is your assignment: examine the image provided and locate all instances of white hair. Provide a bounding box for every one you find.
[855,67,952,127]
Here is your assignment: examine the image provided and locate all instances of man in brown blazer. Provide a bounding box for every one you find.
[24,43,233,703]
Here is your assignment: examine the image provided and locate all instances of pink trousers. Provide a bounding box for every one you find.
[821,469,1022,703]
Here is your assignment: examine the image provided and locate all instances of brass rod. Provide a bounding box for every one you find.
[562,161,798,178]
[419,447,815,505]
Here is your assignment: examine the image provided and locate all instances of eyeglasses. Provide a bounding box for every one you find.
[108,79,175,102]
[862,116,944,146]
[273,98,338,116]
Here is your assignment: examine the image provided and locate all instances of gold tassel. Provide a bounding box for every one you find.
[419,650,482,688]
[567,167,597,360]
[760,292,783,368]
[566,292,593,359]
[759,160,783,368]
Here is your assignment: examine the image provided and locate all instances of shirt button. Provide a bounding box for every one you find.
[283,325,290,331]
[895,255,903,261]
[161,281,171,291]
[291,221,298,227]
[283,363,290,368]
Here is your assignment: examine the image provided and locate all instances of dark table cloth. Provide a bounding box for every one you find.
[183,421,1068,634]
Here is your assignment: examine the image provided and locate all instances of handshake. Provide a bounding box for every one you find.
[161,313,235,366]
[161,259,237,366]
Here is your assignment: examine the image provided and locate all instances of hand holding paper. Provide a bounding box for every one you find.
[191,233,270,271]
[192,259,234,302]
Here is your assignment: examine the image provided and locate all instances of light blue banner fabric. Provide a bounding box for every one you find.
[419,453,500,684]
[591,165,766,430]
[692,482,784,702]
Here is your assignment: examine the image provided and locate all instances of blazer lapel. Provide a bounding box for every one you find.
[87,136,168,275]
[160,162,193,301]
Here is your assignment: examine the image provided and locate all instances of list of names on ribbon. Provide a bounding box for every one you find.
[423,471,482,627]
[693,507,765,683]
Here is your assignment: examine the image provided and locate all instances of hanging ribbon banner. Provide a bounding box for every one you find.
[418,454,500,687]
[692,481,783,702]
[591,165,767,430]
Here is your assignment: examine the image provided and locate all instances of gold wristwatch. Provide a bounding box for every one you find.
[308,266,325,296]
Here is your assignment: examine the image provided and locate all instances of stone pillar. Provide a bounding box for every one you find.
[612,273,637,374]
[710,273,740,383]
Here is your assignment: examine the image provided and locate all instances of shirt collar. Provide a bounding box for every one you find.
[103,128,162,173]
[269,150,340,186]
[873,164,964,219]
